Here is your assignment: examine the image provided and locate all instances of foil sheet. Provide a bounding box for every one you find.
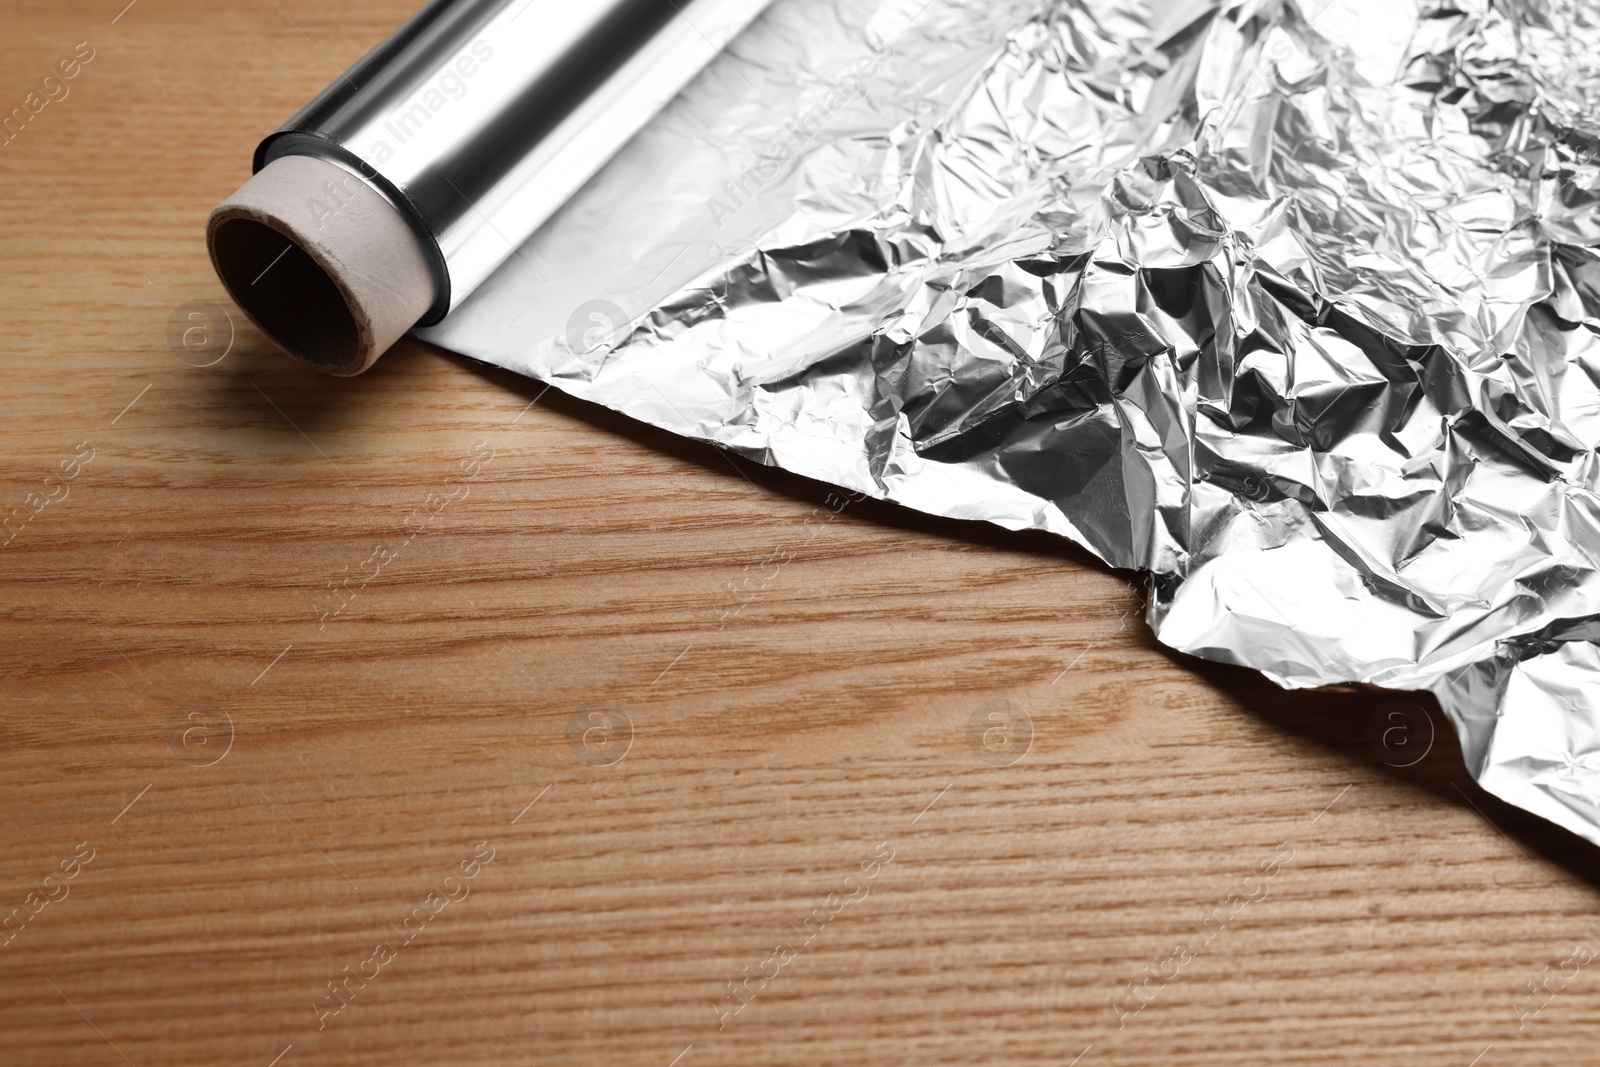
[417,0,1600,846]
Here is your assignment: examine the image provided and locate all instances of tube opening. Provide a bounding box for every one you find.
[211,216,362,373]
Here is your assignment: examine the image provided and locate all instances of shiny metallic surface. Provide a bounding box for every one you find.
[419,0,1600,846]
[260,0,774,321]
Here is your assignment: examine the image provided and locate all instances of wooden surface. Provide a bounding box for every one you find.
[4,3,1600,1065]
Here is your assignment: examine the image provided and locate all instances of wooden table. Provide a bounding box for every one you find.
[3,3,1599,1064]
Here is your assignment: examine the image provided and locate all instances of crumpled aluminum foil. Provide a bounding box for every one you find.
[420,0,1600,845]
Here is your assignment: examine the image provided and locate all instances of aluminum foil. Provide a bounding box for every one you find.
[419,0,1600,846]
[258,0,775,322]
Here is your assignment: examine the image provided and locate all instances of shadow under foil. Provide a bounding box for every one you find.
[209,330,445,435]
[1178,656,1600,887]
[443,349,1600,885]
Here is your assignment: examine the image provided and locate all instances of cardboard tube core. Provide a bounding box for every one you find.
[207,155,435,376]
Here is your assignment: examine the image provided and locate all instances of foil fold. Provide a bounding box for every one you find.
[420,0,1600,845]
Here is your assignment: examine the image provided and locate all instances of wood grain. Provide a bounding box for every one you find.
[3,3,1600,1065]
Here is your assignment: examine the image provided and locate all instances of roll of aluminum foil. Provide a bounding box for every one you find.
[254,0,776,323]
[402,0,1600,847]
